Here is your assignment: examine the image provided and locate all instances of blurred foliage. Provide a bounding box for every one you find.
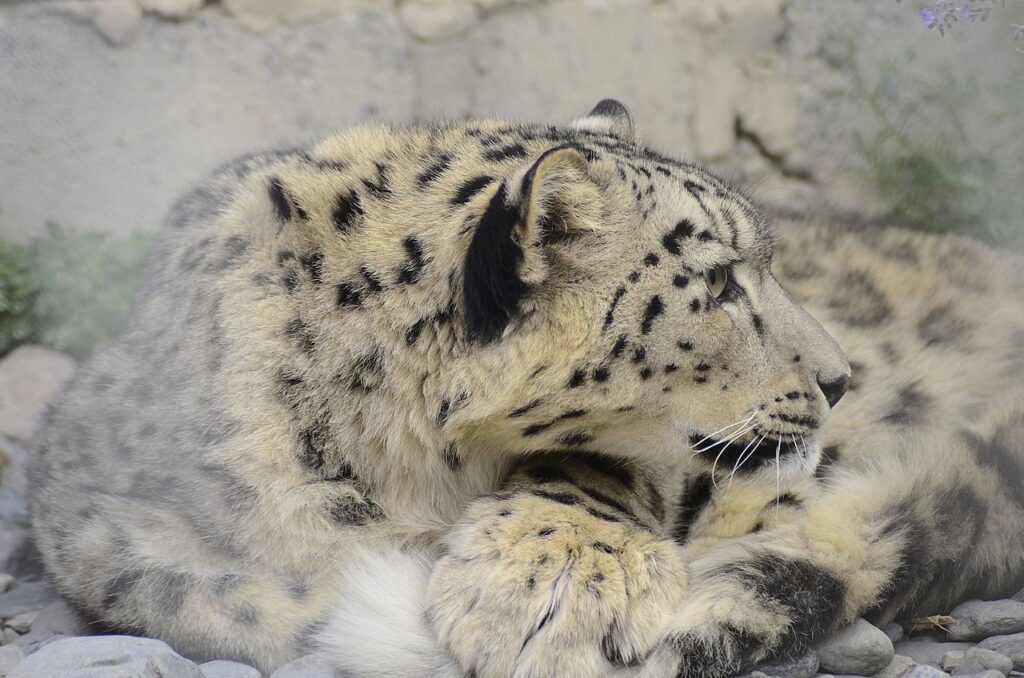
[832,40,1024,250]
[0,224,152,360]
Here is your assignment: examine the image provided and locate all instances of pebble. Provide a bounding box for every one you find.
[0,645,23,675]
[978,633,1024,671]
[748,649,819,678]
[896,641,976,668]
[0,575,13,595]
[200,659,262,678]
[13,632,68,657]
[942,648,1014,675]
[11,599,91,655]
[8,635,205,677]
[0,581,59,620]
[872,654,917,678]
[136,0,205,19]
[902,666,951,678]
[947,601,1024,641]
[91,0,145,46]
[818,618,896,676]
[883,623,905,644]
[397,0,479,40]
[2,611,35,635]
[269,654,337,677]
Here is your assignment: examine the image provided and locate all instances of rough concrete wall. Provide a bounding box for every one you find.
[1,0,1021,239]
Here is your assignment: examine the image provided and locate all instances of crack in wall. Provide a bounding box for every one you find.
[734,115,815,182]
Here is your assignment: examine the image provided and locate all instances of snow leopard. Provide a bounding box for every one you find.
[29,100,1024,677]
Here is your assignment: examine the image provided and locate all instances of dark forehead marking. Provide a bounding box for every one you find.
[683,180,716,225]
[722,206,740,251]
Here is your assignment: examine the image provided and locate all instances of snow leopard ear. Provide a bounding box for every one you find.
[463,145,600,344]
[570,99,635,140]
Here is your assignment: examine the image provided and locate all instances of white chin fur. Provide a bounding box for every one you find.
[315,546,462,678]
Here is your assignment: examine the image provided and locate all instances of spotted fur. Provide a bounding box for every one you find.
[29,102,1024,677]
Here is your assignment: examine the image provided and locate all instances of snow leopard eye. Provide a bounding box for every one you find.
[705,266,729,299]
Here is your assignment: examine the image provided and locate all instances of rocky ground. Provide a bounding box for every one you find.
[1,344,1023,676]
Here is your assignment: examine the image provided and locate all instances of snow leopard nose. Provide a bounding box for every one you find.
[817,374,849,409]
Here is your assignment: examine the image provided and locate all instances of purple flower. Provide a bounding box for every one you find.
[921,8,937,27]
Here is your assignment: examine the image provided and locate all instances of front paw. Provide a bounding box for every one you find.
[642,627,761,678]
[643,553,849,678]
[427,491,687,678]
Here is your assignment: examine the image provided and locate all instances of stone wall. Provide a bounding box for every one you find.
[1,0,1021,240]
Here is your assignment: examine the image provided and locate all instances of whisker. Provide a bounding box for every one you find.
[734,432,767,475]
[690,422,755,458]
[707,426,760,489]
[774,437,782,514]
[693,422,755,454]
[690,412,757,449]
[727,433,766,491]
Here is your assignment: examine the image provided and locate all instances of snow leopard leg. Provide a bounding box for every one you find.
[646,413,1024,678]
[30,505,339,672]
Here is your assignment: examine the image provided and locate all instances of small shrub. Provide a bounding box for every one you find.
[0,224,153,360]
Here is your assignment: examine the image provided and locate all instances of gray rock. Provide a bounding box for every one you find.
[12,600,90,655]
[902,667,950,678]
[0,574,14,595]
[872,654,917,678]
[955,671,1006,678]
[3,610,36,634]
[947,600,1024,641]
[895,642,976,668]
[752,650,820,678]
[200,660,262,678]
[8,635,205,677]
[13,631,69,656]
[397,0,478,40]
[883,624,905,644]
[0,581,59,619]
[0,645,24,675]
[1011,589,1024,603]
[269,654,336,678]
[978,633,1024,671]
[942,648,1014,675]
[818,619,896,676]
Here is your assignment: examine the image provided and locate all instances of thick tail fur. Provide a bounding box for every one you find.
[316,546,462,678]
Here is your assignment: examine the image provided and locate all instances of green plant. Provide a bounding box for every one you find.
[0,224,153,360]
[0,239,43,356]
